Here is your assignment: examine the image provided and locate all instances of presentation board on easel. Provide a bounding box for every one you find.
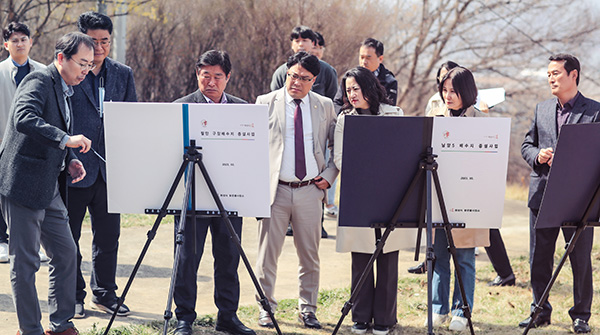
[338,116,510,229]
[103,102,271,217]
[536,122,600,228]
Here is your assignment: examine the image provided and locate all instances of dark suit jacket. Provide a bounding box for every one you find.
[174,89,247,104]
[522,93,600,210]
[0,63,77,209]
[70,57,137,188]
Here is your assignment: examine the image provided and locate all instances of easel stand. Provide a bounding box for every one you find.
[522,182,600,335]
[102,140,282,335]
[331,147,474,335]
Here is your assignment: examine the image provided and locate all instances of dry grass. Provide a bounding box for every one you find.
[84,246,600,334]
[505,183,528,202]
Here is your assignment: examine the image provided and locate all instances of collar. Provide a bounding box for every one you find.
[202,92,227,104]
[284,90,309,107]
[557,91,580,110]
[60,77,74,98]
[10,57,29,67]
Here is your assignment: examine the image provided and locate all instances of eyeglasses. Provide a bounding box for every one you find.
[93,39,111,47]
[70,58,96,71]
[287,72,314,83]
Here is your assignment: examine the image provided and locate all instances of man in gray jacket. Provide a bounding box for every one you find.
[0,31,93,335]
[0,21,47,263]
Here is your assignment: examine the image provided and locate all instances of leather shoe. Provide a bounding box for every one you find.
[257,310,274,328]
[407,261,426,274]
[488,273,515,286]
[174,320,193,335]
[44,328,79,335]
[573,318,591,333]
[518,316,550,328]
[216,315,256,335]
[299,311,322,329]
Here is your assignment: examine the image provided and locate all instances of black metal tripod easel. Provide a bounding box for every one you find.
[331,147,475,335]
[102,140,282,335]
[522,180,600,335]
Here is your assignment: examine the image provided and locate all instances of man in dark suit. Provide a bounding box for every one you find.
[172,50,254,335]
[67,11,137,319]
[521,53,599,334]
[333,38,398,114]
[255,51,338,330]
[0,32,94,335]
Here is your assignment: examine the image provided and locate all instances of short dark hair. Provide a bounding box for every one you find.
[3,22,31,42]
[286,51,320,77]
[549,53,580,85]
[54,32,94,60]
[314,31,325,47]
[78,11,113,35]
[341,67,389,115]
[361,38,384,57]
[436,61,460,85]
[439,67,478,109]
[290,26,316,44]
[195,50,232,75]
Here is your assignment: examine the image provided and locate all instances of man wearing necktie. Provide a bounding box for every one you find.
[521,53,600,333]
[255,51,338,329]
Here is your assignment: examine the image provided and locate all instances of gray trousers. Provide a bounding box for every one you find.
[1,184,76,335]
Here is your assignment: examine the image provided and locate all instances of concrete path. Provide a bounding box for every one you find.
[0,199,534,333]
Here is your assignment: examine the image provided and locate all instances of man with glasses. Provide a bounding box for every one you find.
[255,51,338,329]
[171,50,254,335]
[0,21,48,264]
[68,11,137,319]
[0,31,93,335]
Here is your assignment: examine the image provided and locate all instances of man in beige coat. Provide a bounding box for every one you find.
[255,51,338,329]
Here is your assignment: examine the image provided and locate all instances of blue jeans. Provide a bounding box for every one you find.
[432,229,475,317]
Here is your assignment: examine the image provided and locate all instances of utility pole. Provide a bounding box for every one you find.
[97,0,107,14]
[113,0,128,64]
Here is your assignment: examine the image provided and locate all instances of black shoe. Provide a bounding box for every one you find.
[573,319,591,333]
[91,300,130,316]
[321,227,328,239]
[407,262,426,274]
[174,320,193,335]
[518,316,551,328]
[299,311,322,329]
[488,273,515,286]
[286,224,293,236]
[216,315,256,335]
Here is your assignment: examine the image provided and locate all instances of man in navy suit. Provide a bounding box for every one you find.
[68,11,137,318]
[172,50,254,335]
[0,31,93,335]
[521,54,599,333]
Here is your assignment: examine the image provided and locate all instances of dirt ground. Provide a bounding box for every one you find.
[0,199,541,333]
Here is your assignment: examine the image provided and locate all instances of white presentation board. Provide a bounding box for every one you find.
[103,102,271,217]
[430,117,511,228]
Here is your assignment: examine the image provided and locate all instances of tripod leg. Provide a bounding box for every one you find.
[432,170,475,335]
[195,159,284,335]
[162,161,196,335]
[522,225,586,335]
[332,227,395,335]
[102,158,190,335]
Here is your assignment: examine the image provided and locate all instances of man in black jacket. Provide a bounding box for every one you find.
[68,11,137,319]
[172,50,254,335]
[334,38,398,113]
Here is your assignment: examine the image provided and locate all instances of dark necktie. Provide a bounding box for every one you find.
[294,99,306,180]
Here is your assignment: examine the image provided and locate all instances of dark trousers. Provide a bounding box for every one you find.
[529,208,593,321]
[174,215,242,322]
[484,229,513,278]
[0,208,7,243]
[67,177,121,304]
[351,251,398,327]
